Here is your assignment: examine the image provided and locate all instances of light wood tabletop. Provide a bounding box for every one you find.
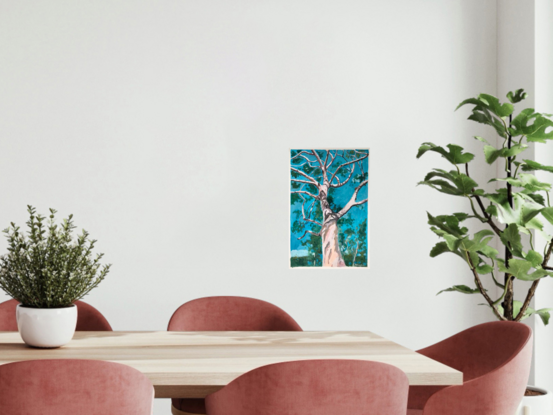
[0,331,462,398]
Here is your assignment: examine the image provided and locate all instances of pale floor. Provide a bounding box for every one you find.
[154,399,170,415]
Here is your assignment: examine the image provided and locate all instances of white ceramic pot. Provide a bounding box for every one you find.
[517,386,553,415]
[16,304,77,348]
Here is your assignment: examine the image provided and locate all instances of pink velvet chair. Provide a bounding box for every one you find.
[0,359,154,415]
[206,359,409,415]
[167,296,302,415]
[407,321,532,415]
[0,299,112,331]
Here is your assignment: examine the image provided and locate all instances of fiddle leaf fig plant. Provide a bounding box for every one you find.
[0,206,110,308]
[418,89,553,324]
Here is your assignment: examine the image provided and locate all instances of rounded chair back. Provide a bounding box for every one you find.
[206,359,409,415]
[168,296,301,331]
[0,359,154,415]
[408,321,533,415]
[168,296,301,414]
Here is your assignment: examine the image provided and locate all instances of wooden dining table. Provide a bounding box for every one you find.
[0,330,462,398]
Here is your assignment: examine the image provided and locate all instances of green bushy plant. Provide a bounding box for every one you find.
[418,89,553,324]
[0,206,110,308]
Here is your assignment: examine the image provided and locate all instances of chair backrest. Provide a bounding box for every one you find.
[167,296,302,331]
[0,299,112,331]
[205,359,409,415]
[0,359,153,415]
[416,321,532,381]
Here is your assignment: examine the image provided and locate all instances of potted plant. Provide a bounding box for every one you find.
[0,206,110,348]
[417,89,553,415]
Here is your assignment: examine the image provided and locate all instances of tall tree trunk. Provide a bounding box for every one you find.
[321,220,346,267]
[317,187,347,267]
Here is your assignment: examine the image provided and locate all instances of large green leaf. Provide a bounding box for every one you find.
[536,308,552,325]
[490,174,551,192]
[525,193,546,206]
[475,263,493,274]
[500,224,523,257]
[503,259,532,279]
[427,213,468,238]
[495,194,543,228]
[429,241,463,259]
[467,109,508,137]
[457,93,513,137]
[478,93,514,118]
[525,250,544,267]
[510,109,553,142]
[419,169,478,197]
[437,285,482,295]
[479,243,499,260]
[521,159,553,173]
[482,144,528,165]
[457,94,514,118]
[451,173,478,194]
[510,108,538,137]
[512,300,552,325]
[498,258,551,281]
[541,207,553,225]
[430,241,450,257]
[483,145,501,164]
[417,143,475,165]
[507,89,527,104]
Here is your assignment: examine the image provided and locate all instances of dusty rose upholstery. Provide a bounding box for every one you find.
[168,296,302,414]
[407,321,532,415]
[0,359,153,415]
[206,359,409,415]
[0,299,112,331]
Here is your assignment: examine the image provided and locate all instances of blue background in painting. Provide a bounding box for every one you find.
[290,150,368,253]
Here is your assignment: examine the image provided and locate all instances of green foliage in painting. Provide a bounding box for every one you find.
[290,149,369,267]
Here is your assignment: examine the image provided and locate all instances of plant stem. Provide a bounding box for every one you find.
[465,251,507,321]
[516,237,553,321]
[503,114,514,320]
[465,163,502,235]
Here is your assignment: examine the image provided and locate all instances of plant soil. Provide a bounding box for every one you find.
[525,388,546,397]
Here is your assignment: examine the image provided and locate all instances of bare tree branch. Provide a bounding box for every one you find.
[291,167,320,185]
[291,150,312,160]
[337,180,368,218]
[311,150,327,183]
[329,154,368,186]
[291,178,316,186]
[297,229,321,240]
[300,196,322,227]
[331,166,355,188]
[326,151,337,169]
[291,190,319,199]
[295,161,318,168]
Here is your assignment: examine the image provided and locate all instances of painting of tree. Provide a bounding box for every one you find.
[290,149,369,268]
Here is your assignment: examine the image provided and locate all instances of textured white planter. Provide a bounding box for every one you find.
[517,386,553,415]
[16,304,77,348]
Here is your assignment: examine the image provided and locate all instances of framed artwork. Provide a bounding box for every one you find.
[290,149,369,268]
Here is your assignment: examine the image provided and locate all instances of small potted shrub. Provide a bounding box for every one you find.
[417,89,553,414]
[0,206,110,348]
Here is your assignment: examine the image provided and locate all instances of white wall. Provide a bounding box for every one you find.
[534,0,553,392]
[0,1,499,413]
[496,0,553,390]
